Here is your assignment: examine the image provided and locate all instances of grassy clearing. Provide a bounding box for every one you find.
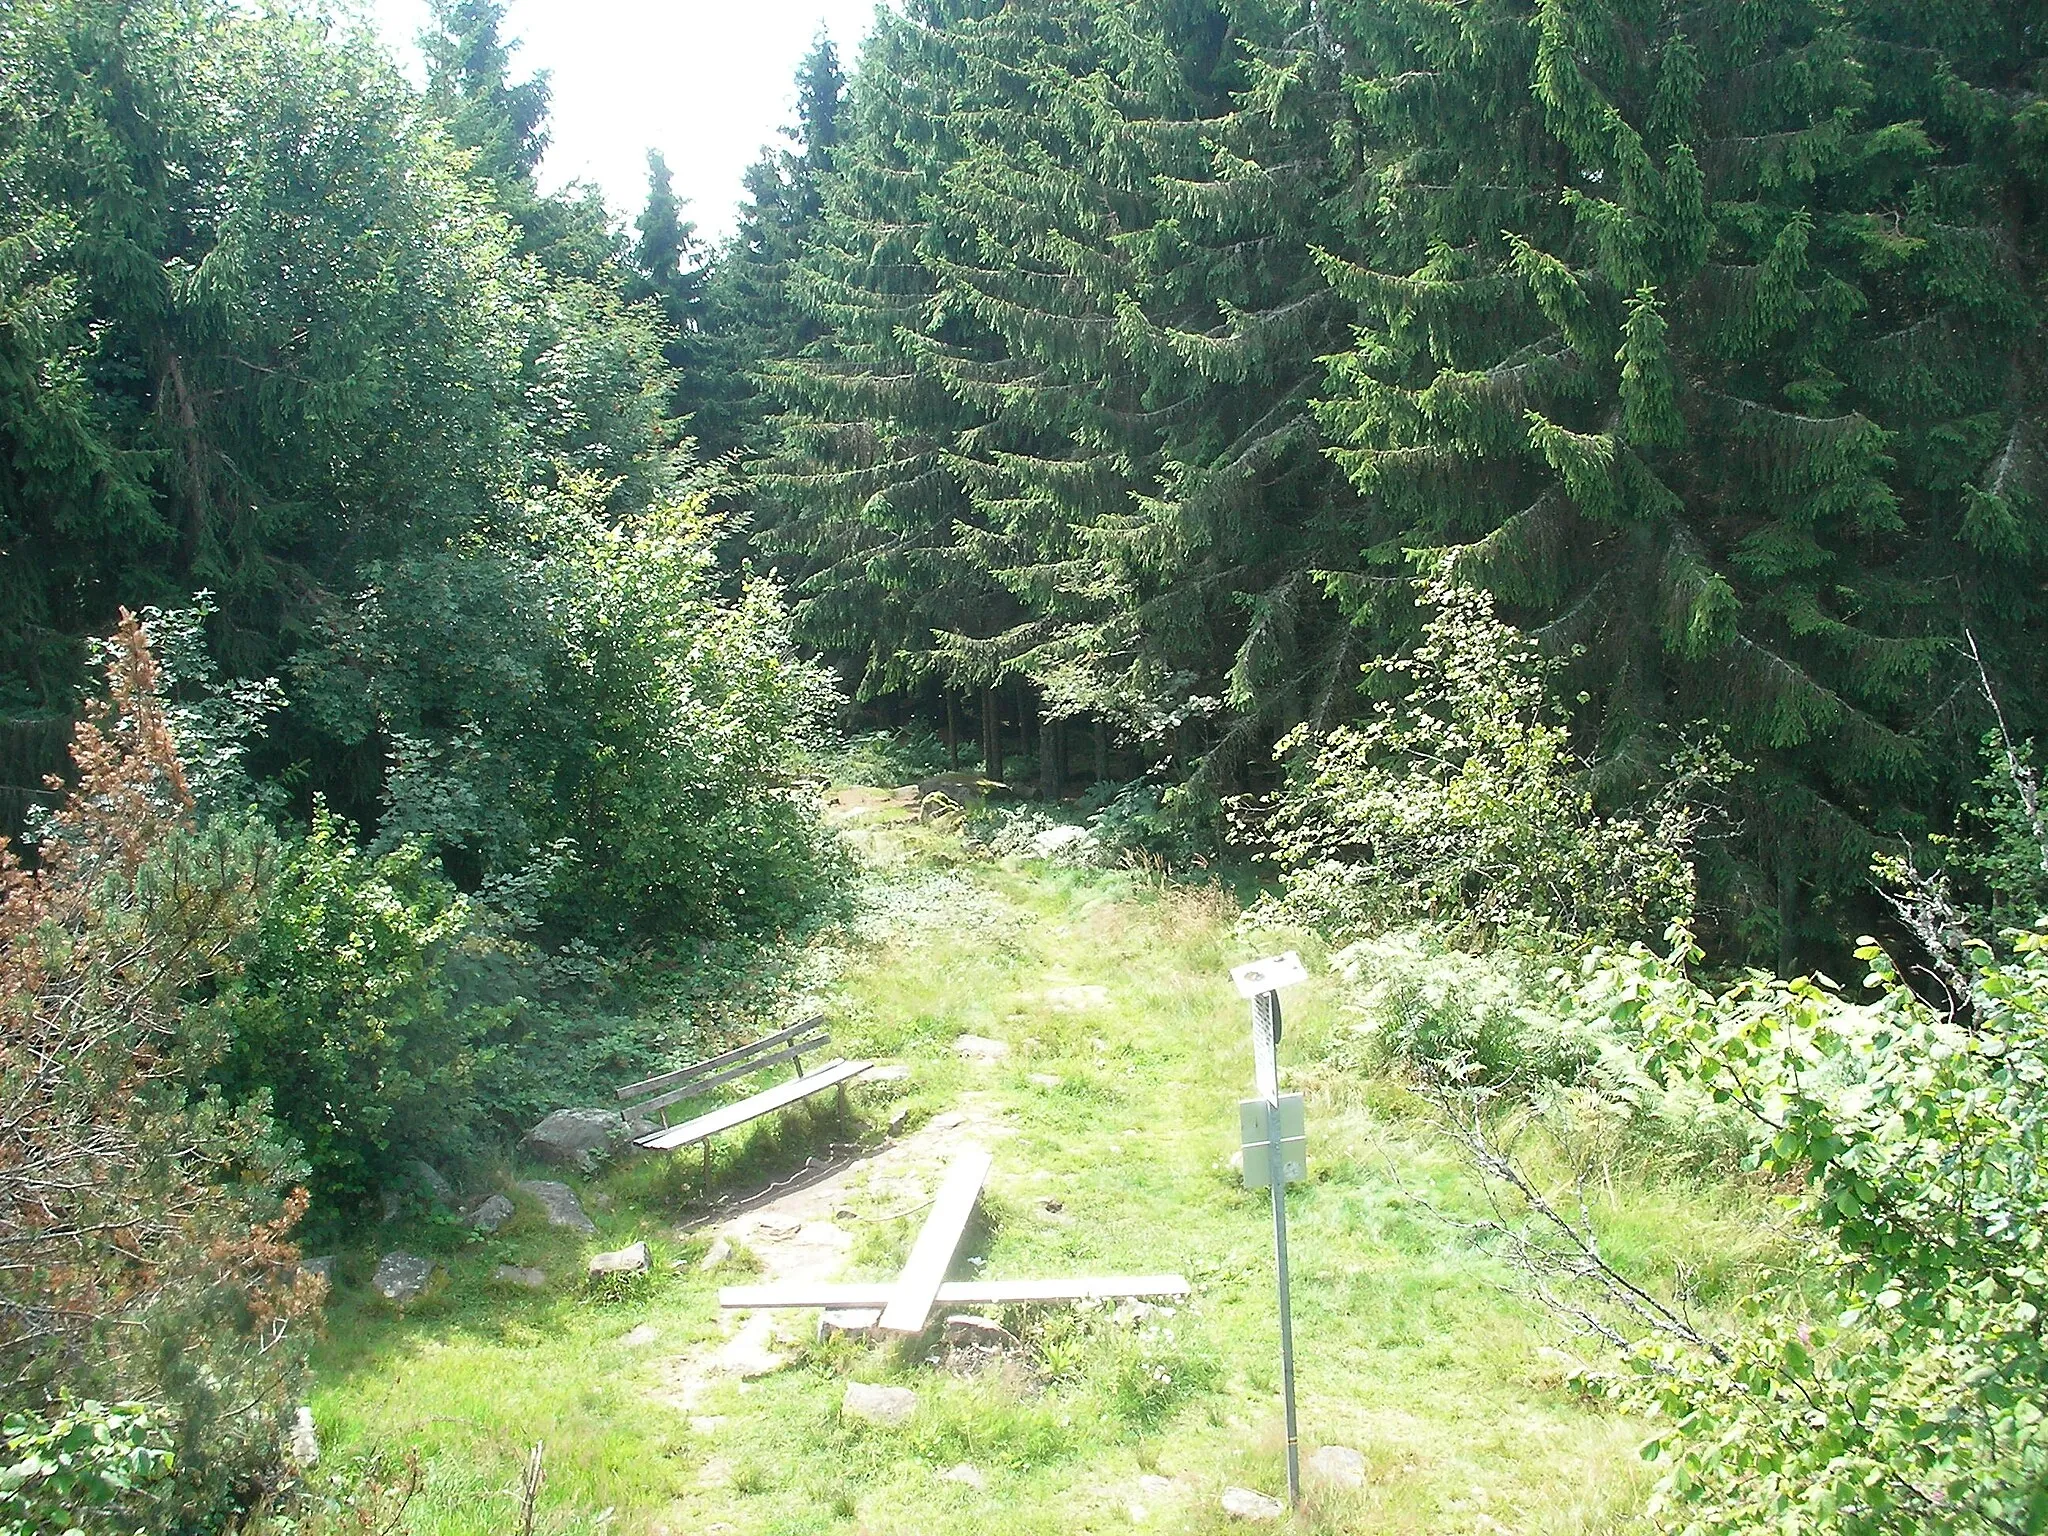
[307,795,1772,1534]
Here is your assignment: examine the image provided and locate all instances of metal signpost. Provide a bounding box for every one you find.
[1230,951,1309,1507]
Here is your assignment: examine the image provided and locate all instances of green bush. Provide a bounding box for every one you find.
[1258,578,1705,946]
[1582,926,2048,1534]
[298,495,843,944]
[0,1401,172,1536]
[205,810,485,1217]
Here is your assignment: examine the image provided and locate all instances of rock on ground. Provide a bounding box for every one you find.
[515,1179,595,1233]
[1220,1486,1286,1522]
[939,1462,986,1490]
[493,1265,547,1289]
[521,1108,629,1172]
[410,1159,456,1206]
[467,1193,515,1233]
[842,1382,917,1427]
[867,1062,912,1082]
[696,1236,734,1272]
[819,1308,881,1339]
[952,1034,1010,1062]
[286,1406,319,1468]
[1307,1444,1367,1488]
[588,1241,650,1279]
[620,1324,659,1347]
[372,1252,433,1306]
[943,1314,1016,1349]
[298,1255,334,1288]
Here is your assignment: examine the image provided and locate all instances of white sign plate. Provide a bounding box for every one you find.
[1239,1094,1307,1189]
[1231,952,1308,1000]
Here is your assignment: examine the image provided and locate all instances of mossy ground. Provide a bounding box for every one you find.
[308,795,1769,1534]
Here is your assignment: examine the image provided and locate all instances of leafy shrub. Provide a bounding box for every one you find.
[1944,731,2048,934]
[0,1401,172,1536]
[1575,927,2048,1534]
[298,495,843,943]
[0,617,312,1530]
[1257,579,1704,946]
[205,810,486,1217]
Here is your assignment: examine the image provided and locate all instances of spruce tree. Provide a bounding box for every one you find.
[1299,0,2046,955]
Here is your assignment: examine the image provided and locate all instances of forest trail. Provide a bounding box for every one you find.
[309,793,1682,1536]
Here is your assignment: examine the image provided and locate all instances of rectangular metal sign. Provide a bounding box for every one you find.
[1230,951,1308,1000]
[1239,1093,1307,1189]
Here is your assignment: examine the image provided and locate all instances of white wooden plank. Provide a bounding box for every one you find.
[719,1274,1192,1310]
[633,1057,870,1151]
[616,1013,824,1100]
[875,1148,993,1335]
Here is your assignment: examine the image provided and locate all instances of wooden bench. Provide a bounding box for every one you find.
[618,1013,872,1182]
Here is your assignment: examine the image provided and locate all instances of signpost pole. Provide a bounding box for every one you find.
[1258,990,1301,1508]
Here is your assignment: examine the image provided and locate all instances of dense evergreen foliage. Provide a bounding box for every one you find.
[749,0,2045,960]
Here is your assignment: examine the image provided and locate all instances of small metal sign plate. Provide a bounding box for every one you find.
[1239,1093,1307,1188]
[1231,952,1309,1000]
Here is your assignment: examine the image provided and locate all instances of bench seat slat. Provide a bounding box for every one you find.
[630,1033,827,1118]
[617,1012,824,1103]
[634,1057,872,1151]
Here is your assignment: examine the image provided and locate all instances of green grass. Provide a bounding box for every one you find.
[305,801,1770,1534]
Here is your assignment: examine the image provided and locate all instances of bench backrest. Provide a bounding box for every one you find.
[617,1012,830,1123]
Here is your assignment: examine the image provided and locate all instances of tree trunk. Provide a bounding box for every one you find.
[1039,710,1062,799]
[1093,719,1109,783]
[980,688,999,779]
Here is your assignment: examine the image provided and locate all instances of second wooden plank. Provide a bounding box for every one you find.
[875,1147,993,1335]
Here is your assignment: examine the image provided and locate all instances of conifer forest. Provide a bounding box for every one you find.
[2,2,2045,1533]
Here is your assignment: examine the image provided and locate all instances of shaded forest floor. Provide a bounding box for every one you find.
[307,787,1770,1534]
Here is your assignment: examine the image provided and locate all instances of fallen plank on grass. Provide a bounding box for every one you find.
[876,1147,994,1335]
[719,1274,1193,1310]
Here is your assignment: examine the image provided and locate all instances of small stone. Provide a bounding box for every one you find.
[1044,983,1109,1011]
[867,1063,912,1083]
[940,1462,986,1490]
[842,1381,917,1426]
[298,1255,335,1288]
[588,1241,650,1279]
[1030,824,1091,859]
[1034,1196,1064,1214]
[1307,1445,1367,1489]
[620,1324,659,1347]
[952,1034,1010,1062]
[493,1265,547,1289]
[286,1406,319,1468]
[753,1215,801,1242]
[1027,1073,1064,1089]
[929,1110,966,1130]
[521,1108,630,1172]
[887,1105,910,1133]
[697,1236,734,1272]
[371,1251,434,1306]
[410,1159,456,1206]
[819,1308,882,1339]
[468,1193,516,1233]
[943,1314,1016,1348]
[1137,1475,1173,1496]
[516,1179,595,1233]
[688,1416,726,1435]
[1220,1486,1286,1522]
[1112,1298,1156,1326]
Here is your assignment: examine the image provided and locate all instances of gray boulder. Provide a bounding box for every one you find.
[372,1251,434,1306]
[1220,1487,1285,1522]
[298,1255,335,1288]
[410,1160,456,1207]
[493,1265,547,1289]
[587,1241,650,1280]
[286,1406,319,1469]
[1307,1445,1367,1489]
[521,1108,629,1172]
[515,1179,595,1233]
[467,1193,516,1234]
[843,1382,917,1427]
